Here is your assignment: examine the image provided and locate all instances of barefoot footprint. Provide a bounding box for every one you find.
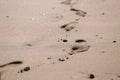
[0,61,23,80]
[70,8,87,17]
[61,0,78,5]
[60,22,78,31]
[68,39,90,55]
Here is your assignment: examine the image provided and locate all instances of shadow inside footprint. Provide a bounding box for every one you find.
[88,74,95,79]
[75,39,86,43]
[58,55,69,62]
[26,43,32,46]
[0,61,23,68]
[72,46,79,50]
[18,66,30,73]
[73,45,90,52]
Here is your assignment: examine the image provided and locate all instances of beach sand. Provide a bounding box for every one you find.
[0,0,120,80]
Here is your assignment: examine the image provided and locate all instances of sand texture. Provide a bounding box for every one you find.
[0,0,120,80]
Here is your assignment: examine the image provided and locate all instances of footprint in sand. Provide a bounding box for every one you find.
[60,22,78,31]
[56,39,90,63]
[44,39,90,63]
[49,13,63,22]
[57,39,90,55]
[70,8,87,17]
[0,61,23,80]
[68,39,90,55]
[61,0,78,5]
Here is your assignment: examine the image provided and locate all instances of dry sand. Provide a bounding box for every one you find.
[0,0,120,80]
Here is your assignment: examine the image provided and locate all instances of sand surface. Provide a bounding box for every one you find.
[0,0,120,80]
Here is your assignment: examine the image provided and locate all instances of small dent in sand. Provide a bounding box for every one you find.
[112,40,117,43]
[26,43,32,46]
[57,38,68,42]
[75,39,86,43]
[20,70,23,73]
[95,35,99,37]
[18,66,30,73]
[75,18,80,21]
[58,58,65,61]
[101,51,105,53]
[58,55,69,62]
[102,12,105,15]
[23,66,30,72]
[99,37,103,39]
[62,39,68,42]
[72,46,79,51]
[68,52,75,55]
[89,74,95,79]
[47,57,52,60]
[95,35,103,39]
[6,16,9,18]
[118,75,120,78]
[61,24,67,29]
